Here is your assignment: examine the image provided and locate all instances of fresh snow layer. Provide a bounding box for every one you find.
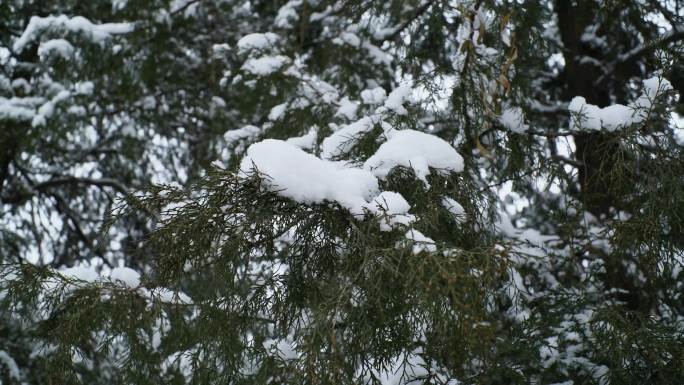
[442,197,466,224]
[60,265,100,283]
[237,32,279,53]
[404,229,437,255]
[13,15,133,53]
[321,116,374,159]
[335,97,359,120]
[360,87,387,105]
[240,139,379,215]
[286,128,317,150]
[109,267,141,288]
[38,38,75,59]
[569,76,673,131]
[241,55,290,76]
[224,125,261,143]
[364,129,464,184]
[384,86,412,115]
[369,191,416,231]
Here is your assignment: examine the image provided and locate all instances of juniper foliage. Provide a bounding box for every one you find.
[1,1,684,384]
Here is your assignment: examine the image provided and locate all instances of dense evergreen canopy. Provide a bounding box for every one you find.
[1,0,683,384]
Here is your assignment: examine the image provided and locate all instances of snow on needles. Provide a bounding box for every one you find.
[13,15,133,53]
[364,129,464,184]
[240,139,380,215]
[240,130,463,233]
[237,32,279,53]
[568,76,673,131]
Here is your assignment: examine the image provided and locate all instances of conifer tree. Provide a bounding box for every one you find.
[1,1,683,384]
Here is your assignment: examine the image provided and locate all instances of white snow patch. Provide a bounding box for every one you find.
[569,76,674,131]
[368,191,415,231]
[360,87,387,105]
[404,229,437,254]
[442,197,466,223]
[384,85,412,115]
[60,265,100,283]
[38,38,75,59]
[364,129,464,184]
[240,139,379,215]
[241,55,290,76]
[286,128,317,150]
[224,125,261,144]
[13,15,133,53]
[335,97,359,120]
[321,116,375,159]
[237,32,279,53]
[109,267,141,288]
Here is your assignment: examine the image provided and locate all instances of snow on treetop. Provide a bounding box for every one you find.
[240,139,380,215]
[236,32,280,53]
[364,129,465,184]
[13,15,133,53]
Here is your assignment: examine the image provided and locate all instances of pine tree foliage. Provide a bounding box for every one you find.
[1,0,684,384]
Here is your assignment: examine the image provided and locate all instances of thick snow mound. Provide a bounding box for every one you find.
[240,139,379,215]
[364,130,464,184]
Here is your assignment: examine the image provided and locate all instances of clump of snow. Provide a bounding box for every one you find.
[404,229,437,255]
[335,97,359,120]
[237,32,279,53]
[360,87,387,105]
[364,129,465,184]
[74,81,94,95]
[367,191,415,231]
[370,191,410,214]
[286,128,317,150]
[568,97,635,131]
[321,116,374,159]
[274,0,301,28]
[38,39,74,59]
[60,265,100,283]
[224,125,261,144]
[442,197,466,224]
[241,55,290,76]
[240,139,379,215]
[336,31,361,47]
[500,107,528,133]
[13,15,134,53]
[569,76,674,131]
[109,267,141,288]
[384,86,412,115]
[32,90,71,127]
[642,76,673,98]
[269,103,288,121]
[0,97,40,121]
